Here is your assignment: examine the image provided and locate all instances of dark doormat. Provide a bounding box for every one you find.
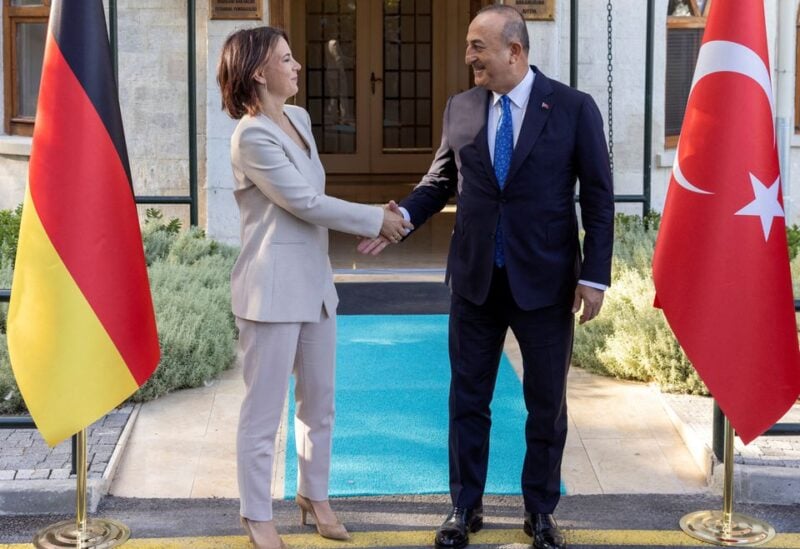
[335,282,450,315]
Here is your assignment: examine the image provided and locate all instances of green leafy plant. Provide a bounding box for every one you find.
[0,208,237,414]
[0,204,22,267]
[572,214,702,393]
[574,213,800,395]
[787,224,800,260]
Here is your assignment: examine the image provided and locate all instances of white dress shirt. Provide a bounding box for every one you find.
[488,68,534,163]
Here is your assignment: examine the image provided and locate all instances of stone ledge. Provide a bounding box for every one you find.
[656,387,800,505]
[0,478,106,516]
[0,136,32,157]
[709,461,800,506]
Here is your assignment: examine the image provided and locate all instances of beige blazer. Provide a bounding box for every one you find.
[229,105,383,323]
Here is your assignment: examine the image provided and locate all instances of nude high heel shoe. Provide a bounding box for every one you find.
[295,494,351,540]
[240,517,287,549]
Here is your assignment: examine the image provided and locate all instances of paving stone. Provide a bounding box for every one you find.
[103,415,128,428]
[766,440,795,450]
[95,434,121,446]
[18,438,35,448]
[23,450,49,461]
[92,448,114,462]
[6,431,32,443]
[41,457,71,469]
[89,461,108,473]
[14,469,34,480]
[29,469,50,480]
[0,408,133,485]
[48,468,71,480]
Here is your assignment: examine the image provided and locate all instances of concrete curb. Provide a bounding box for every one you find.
[0,405,141,516]
[722,462,800,506]
[0,478,105,516]
[653,386,716,484]
[655,387,800,505]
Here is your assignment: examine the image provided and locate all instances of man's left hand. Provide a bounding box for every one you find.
[572,284,605,324]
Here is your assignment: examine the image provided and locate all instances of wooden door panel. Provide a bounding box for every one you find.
[290,0,469,175]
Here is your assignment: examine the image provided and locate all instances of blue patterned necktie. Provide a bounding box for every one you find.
[493,95,513,267]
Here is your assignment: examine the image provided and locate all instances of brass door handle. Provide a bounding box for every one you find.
[370,71,383,94]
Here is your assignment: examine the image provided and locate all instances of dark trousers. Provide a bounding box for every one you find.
[447,267,574,514]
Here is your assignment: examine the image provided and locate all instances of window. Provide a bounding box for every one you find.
[665,0,710,148]
[3,0,50,136]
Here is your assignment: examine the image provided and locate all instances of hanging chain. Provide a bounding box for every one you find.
[606,0,614,174]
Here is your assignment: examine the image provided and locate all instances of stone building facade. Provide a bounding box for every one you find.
[0,0,798,248]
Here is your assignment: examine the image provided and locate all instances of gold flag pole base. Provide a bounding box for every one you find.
[680,510,775,546]
[32,518,130,548]
[680,416,775,547]
[32,430,130,548]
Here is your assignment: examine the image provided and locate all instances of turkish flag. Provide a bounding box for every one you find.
[653,0,800,444]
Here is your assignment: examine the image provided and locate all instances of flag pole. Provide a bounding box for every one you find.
[679,417,775,546]
[32,429,130,548]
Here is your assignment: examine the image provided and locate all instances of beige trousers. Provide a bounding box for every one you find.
[236,308,336,521]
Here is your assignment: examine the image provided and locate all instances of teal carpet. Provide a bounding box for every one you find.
[283,314,533,497]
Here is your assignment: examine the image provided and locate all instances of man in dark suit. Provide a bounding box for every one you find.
[360,5,613,549]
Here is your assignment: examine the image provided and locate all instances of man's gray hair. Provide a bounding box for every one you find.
[477,4,530,52]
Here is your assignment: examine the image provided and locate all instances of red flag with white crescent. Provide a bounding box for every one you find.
[653,0,800,444]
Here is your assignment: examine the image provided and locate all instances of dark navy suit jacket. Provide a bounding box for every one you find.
[400,67,614,310]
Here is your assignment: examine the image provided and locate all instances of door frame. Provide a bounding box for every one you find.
[267,0,494,29]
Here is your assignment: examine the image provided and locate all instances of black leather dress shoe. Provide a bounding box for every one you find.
[523,513,566,549]
[434,506,484,549]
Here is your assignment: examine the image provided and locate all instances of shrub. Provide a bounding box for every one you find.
[787,224,800,260]
[572,213,702,393]
[0,334,24,415]
[0,205,22,267]
[0,208,237,414]
[142,208,182,265]
[592,266,704,394]
[574,213,800,395]
[0,229,20,414]
[131,253,236,401]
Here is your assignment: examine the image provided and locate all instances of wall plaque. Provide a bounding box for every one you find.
[210,0,263,20]
[505,0,555,21]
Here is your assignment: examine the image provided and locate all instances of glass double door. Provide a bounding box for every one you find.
[291,0,470,174]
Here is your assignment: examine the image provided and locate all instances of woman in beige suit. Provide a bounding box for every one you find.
[217,27,411,549]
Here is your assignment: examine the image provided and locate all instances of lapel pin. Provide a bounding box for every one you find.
[541,102,550,110]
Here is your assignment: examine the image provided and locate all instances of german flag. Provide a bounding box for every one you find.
[7,0,160,447]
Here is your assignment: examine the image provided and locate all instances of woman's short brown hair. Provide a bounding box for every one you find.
[217,26,289,119]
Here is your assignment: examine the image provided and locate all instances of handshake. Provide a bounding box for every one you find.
[358,200,414,256]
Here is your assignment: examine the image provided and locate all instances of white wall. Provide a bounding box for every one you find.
[116,0,196,226]
[204,14,267,245]
[0,154,28,211]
